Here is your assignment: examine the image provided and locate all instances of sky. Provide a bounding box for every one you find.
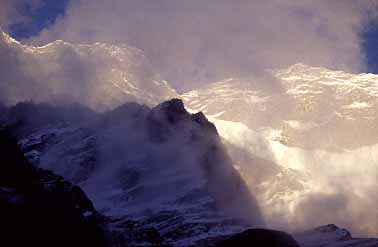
[1,0,378,91]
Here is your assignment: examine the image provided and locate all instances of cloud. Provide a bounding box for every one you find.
[0,0,43,32]
[28,0,378,90]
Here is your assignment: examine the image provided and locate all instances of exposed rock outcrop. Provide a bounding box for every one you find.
[0,129,106,247]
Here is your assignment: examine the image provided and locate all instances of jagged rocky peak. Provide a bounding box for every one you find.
[5,99,265,246]
[147,99,218,142]
[150,98,190,125]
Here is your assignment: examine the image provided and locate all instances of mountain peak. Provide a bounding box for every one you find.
[0,30,21,46]
[6,99,265,246]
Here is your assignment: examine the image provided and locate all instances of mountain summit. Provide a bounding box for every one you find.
[0,31,177,110]
[4,99,265,246]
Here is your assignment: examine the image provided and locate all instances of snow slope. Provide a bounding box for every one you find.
[182,64,378,237]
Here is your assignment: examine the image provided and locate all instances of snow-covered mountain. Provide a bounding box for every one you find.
[0,31,177,110]
[183,63,378,149]
[6,99,265,246]
[1,31,377,245]
[182,63,378,237]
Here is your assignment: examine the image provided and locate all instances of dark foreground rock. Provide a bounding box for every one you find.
[0,129,106,247]
[214,229,300,247]
[294,224,378,247]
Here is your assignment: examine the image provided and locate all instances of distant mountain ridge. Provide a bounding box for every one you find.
[0,31,177,110]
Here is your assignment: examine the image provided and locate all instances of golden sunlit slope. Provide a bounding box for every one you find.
[182,64,378,236]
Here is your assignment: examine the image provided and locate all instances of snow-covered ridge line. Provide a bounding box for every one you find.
[1,30,144,55]
[0,30,21,45]
[0,31,178,111]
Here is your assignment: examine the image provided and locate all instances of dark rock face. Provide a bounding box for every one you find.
[146,98,191,142]
[214,229,300,247]
[191,112,218,135]
[147,98,219,143]
[0,129,106,247]
[154,98,189,125]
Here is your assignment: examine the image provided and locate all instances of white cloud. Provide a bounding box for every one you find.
[28,0,378,90]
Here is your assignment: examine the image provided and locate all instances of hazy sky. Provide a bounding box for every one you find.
[1,0,378,90]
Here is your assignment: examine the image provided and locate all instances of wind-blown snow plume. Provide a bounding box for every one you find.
[0,31,177,110]
[26,0,378,90]
[183,64,378,236]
